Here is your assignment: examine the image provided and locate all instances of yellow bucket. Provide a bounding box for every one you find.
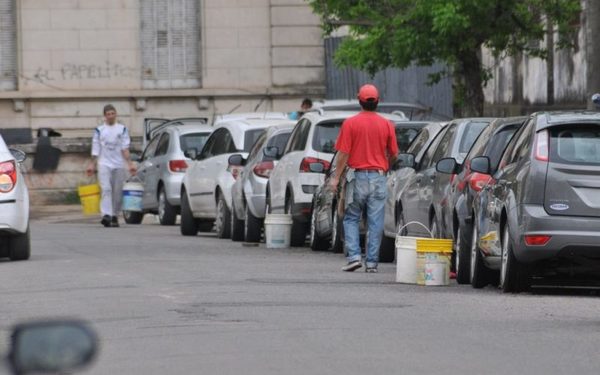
[415,238,453,286]
[78,183,101,215]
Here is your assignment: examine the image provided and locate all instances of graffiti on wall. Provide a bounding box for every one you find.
[30,61,139,84]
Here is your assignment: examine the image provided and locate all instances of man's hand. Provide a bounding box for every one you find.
[128,161,137,176]
[86,162,96,177]
[329,175,340,191]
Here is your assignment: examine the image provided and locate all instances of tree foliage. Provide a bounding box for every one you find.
[309,0,582,116]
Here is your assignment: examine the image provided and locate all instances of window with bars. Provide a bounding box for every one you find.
[0,0,16,91]
[141,0,201,89]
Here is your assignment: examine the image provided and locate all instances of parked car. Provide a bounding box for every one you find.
[393,118,493,240]
[229,122,295,242]
[124,119,213,225]
[312,100,450,121]
[309,121,430,253]
[0,135,30,261]
[470,112,600,293]
[266,111,407,247]
[381,121,448,262]
[435,117,526,284]
[180,115,290,238]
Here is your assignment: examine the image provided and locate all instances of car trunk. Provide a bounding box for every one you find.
[544,124,600,217]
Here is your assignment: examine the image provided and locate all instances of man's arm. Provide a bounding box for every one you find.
[86,129,100,176]
[329,151,349,189]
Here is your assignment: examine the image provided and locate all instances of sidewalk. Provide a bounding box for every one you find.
[30,204,161,225]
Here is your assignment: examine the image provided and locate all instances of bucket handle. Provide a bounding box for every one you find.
[127,175,143,184]
[397,221,433,239]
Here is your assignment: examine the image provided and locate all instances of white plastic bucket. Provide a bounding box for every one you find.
[122,181,144,212]
[264,214,293,248]
[423,259,449,286]
[395,236,419,284]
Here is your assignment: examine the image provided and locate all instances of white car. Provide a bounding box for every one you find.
[266,111,407,246]
[180,114,291,238]
[0,135,30,261]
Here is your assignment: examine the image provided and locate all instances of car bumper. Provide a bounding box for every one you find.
[163,173,185,206]
[244,175,268,219]
[0,197,28,234]
[514,204,600,263]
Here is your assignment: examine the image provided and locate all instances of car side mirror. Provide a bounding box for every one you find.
[395,153,415,170]
[263,146,279,159]
[9,320,99,375]
[184,148,198,160]
[308,162,325,173]
[470,156,491,174]
[436,157,458,174]
[9,148,26,163]
[228,154,245,167]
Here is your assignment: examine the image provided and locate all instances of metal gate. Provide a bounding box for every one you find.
[325,37,453,119]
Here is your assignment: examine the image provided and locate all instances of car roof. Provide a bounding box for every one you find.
[215,119,296,150]
[300,110,407,124]
[213,112,290,124]
[168,124,214,136]
[486,116,528,132]
[535,111,600,130]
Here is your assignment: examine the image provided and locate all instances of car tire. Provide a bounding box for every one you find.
[9,225,30,261]
[309,202,329,251]
[500,225,531,294]
[470,224,491,289]
[244,205,262,243]
[215,192,231,239]
[230,199,245,242]
[455,225,471,285]
[285,194,306,247]
[158,186,177,226]
[330,203,344,253]
[180,190,199,236]
[123,210,143,225]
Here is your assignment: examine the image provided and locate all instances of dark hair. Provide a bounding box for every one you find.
[359,99,378,112]
[103,104,116,114]
[301,98,313,108]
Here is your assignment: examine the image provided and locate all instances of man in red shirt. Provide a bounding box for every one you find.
[331,84,398,272]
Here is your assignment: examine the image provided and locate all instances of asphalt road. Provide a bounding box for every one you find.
[1,216,600,375]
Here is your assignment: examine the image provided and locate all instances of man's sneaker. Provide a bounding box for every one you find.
[342,260,362,272]
[101,215,111,227]
[365,267,378,273]
[111,216,120,228]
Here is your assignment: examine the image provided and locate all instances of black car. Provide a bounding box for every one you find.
[309,121,430,253]
[435,117,526,284]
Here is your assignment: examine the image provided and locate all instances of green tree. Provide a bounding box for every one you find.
[309,0,581,116]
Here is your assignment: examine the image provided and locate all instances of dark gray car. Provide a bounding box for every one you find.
[470,111,600,293]
[395,118,493,238]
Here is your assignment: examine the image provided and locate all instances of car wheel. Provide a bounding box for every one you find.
[9,225,30,261]
[230,198,245,242]
[285,194,307,247]
[215,193,232,239]
[500,225,530,294]
[244,205,262,243]
[330,203,344,253]
[309,202,329,251]
[158,186,177,226]
[180,190,199,236]
[455,225,471,285]
[470,224,491,289]
[123,210,143,224]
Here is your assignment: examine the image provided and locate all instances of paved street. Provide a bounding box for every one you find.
[2,216,600,374]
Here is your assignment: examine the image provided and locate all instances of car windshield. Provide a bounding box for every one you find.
[458,121,489,158]
[244,129,265,152]
[264,131,292,161]
[179,132,210,153]
[312,121,343,153]
[550,125,600,165]
[486,126,519,169]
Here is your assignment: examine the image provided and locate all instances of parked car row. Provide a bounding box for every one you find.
[132,107,600,294]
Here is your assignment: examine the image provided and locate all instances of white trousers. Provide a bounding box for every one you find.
[98,165,128,217]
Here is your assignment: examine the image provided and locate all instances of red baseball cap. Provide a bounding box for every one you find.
[358,84,379,101]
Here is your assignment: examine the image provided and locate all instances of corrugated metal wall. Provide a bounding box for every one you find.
[325,37,453,118]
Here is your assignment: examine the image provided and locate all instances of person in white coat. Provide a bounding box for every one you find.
[86,105,136,227]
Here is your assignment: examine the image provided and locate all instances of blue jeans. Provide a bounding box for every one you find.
[343,171,387,268]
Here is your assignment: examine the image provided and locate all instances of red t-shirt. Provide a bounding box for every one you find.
[335,111,398,171]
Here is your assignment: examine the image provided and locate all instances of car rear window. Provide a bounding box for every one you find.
[312,121,343,153]
[550,125,600,165]
[458,121,489,156]
[179,132,210,153]
[244,129,265,152]
[395,127,421,152]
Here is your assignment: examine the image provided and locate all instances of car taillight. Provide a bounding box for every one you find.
[0,160,16,193]
[299,157,330,173]
[169,160,188,173]
[253,161,274,178]
[534,130,549,162]
[524,235,551,246]
[469,172,491,192]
